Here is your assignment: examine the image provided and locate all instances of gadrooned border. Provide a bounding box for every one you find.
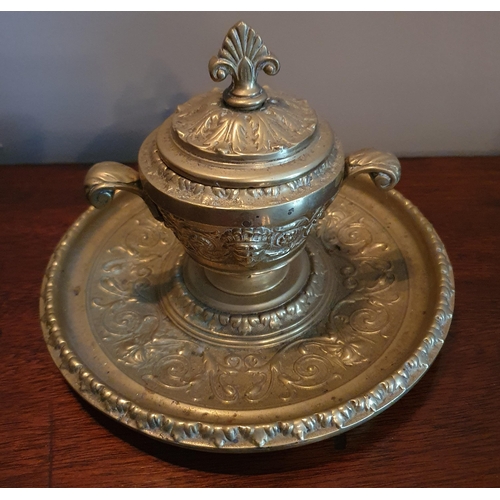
[40,188,455,452]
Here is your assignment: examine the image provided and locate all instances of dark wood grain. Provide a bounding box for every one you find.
[1,158,499,487]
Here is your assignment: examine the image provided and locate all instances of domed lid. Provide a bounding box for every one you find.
[143,21,337,188]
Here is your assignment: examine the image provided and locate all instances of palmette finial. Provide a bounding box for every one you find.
[209,21,280,111]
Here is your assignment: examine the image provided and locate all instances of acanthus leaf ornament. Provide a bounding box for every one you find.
[172,89,317,158]
[209,21,280,110]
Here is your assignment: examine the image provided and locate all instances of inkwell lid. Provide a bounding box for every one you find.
[140,21,338,189]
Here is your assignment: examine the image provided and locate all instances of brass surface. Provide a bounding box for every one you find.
[41,177,454,451]
[44,21,454,452]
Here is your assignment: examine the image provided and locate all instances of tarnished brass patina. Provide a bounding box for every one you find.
[41,22,454,451]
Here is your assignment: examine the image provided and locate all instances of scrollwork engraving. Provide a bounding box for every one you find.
[159,205,325,268]
[86,199,408,409]
[41,187,454,449]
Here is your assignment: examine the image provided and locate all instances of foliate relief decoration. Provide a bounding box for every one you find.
[88,201,406,408]
[161,241,329,337]
[42,190,454,449]
[87,216,177,364]
[173,89,317,157]
[314,193,454,421]
[159,205,326,268]
[148,133,341,203]
[315,200,407,369]
[246,147,342,199]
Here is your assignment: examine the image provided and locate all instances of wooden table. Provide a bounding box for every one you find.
[1,158,499,487]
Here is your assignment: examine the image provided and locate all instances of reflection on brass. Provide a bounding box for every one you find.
[42,22,454,452]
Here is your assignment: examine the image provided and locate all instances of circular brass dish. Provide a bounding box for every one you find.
[40,176,454,452]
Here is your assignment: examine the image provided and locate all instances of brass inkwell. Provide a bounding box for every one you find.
[41,22,455,451]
